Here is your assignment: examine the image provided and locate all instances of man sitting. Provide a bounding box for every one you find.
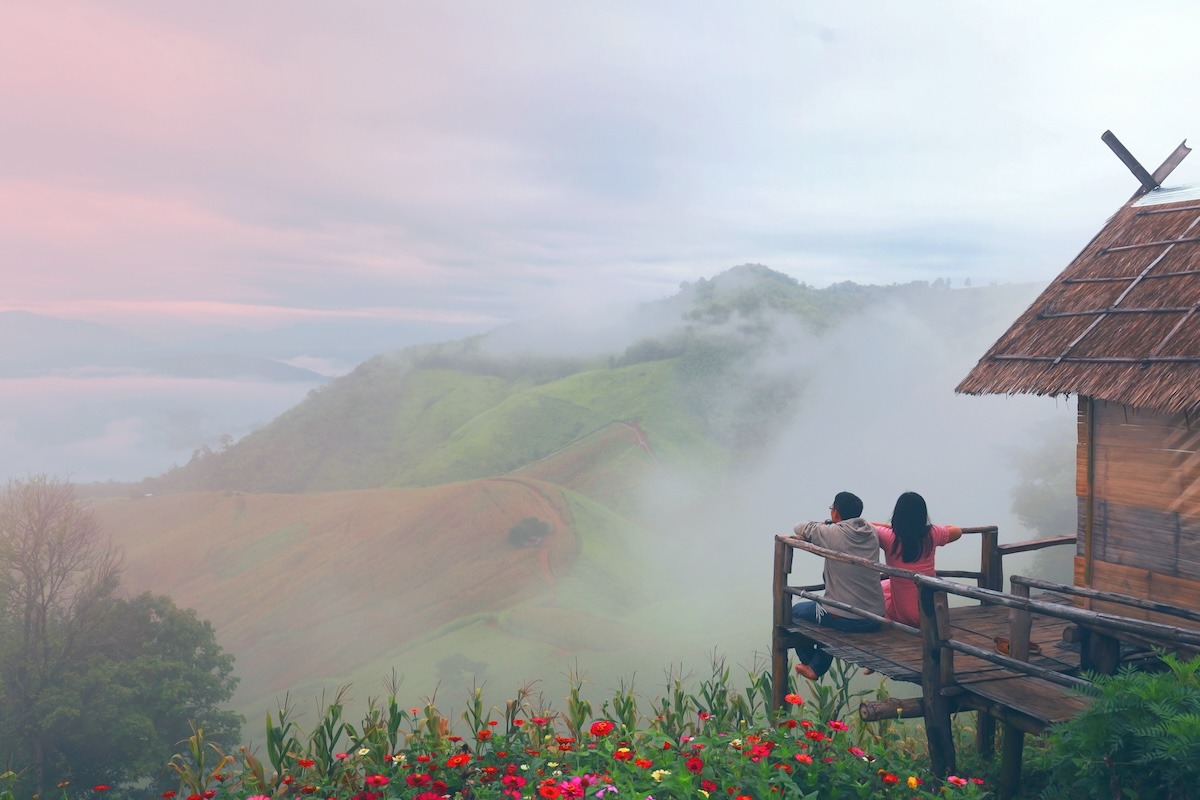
[790,490,885,680]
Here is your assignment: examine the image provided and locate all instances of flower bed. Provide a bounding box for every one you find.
[147,666,991,800]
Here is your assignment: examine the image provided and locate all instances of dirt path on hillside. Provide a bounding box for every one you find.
[620,419,659,464]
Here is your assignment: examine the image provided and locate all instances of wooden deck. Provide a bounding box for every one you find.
[770,527,1200,799]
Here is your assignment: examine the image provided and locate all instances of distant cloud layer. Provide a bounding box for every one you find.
[5,1,1200,334]
[0,375,320,484]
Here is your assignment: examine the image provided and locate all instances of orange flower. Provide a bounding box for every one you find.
[784,693,804,706]
[446,753,471,768]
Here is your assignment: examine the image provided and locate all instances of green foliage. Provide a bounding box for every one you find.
[1028,653,1200,799]
[0,476,241,796]
[799,659,874,727]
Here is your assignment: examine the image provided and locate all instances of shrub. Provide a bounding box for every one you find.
[1030,652,1200,799]
[507,517,550,547]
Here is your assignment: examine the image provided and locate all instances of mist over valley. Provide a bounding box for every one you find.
[43,267,1076,733]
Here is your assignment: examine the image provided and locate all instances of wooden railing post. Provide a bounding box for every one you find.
[772,537,792,710]
[919,584,956,778]
[979,527,1002,592]
[996,580,1033,798]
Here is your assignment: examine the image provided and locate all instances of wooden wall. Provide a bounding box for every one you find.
[1076,398,1200,614]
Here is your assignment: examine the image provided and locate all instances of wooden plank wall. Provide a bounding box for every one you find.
[1073,557,1200,628]
[1077,399,1200,608]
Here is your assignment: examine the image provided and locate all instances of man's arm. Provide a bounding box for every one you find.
[794,520,834,545]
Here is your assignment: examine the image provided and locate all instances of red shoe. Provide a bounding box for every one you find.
[794,663,818,681]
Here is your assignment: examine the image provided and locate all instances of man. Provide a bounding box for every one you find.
[790,490,885,680]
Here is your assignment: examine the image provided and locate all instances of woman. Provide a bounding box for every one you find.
[872,491,962,627]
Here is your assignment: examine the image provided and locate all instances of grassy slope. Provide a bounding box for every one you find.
[397,359,712,487]
[92,426,664,726]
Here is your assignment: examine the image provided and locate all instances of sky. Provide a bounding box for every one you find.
[6,1,1200,336]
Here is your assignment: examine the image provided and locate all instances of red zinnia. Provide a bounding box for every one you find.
[297,758,316,768]
[634,758,653,769]
[784,693,804,705]
[590,720,615,737]
[685,756,705,774]
[446,753,471,768]
[828,720,848,731]
[613,747,633,761]
[93,787,111,793]
[539,785,561,799]
[364,775,389,787]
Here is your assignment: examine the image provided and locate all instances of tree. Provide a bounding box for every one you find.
[0,475,241,795]
[28,592,242,793]
[0,475,121,794]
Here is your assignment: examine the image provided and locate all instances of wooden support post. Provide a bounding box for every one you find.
[975,704,995,762]
[1081,627,1121,675]
[998,722,1025,800]
[771,538,791,710]
[919,585,956,778]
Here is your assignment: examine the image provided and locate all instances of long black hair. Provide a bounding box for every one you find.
[889,491,933,563]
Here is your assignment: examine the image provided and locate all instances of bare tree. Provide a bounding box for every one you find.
[0,475,122,794]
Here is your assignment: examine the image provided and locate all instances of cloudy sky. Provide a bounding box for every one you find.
[6,1,1200,336]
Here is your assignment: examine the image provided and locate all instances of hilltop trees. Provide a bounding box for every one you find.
[0,475,241,795]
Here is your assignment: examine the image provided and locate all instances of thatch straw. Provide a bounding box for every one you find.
[958,199,1200,414]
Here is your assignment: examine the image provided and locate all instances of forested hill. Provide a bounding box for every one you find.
[142,265,1033,495]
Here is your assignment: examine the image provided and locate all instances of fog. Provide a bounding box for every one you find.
[630,283,1078,676]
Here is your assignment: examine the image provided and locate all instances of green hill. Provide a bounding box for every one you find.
[87,266,1045,730]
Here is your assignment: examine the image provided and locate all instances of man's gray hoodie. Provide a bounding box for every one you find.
[795,517,885,620]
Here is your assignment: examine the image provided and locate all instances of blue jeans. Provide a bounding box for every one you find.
[791,600,880,678]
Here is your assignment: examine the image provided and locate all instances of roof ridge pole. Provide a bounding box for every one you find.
[1102,130,1160,194]
[1151,140,1192,186]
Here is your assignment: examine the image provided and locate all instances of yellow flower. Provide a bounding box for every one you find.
[650,770,671,782]
[357,748,370,757]
[907,776,920,789]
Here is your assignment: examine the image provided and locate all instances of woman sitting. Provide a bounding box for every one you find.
[872,491,962,627]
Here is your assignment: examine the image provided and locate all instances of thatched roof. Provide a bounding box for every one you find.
[958,185,1200,414]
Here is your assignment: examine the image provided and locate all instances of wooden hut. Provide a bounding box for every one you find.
[957,133,1200,631]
